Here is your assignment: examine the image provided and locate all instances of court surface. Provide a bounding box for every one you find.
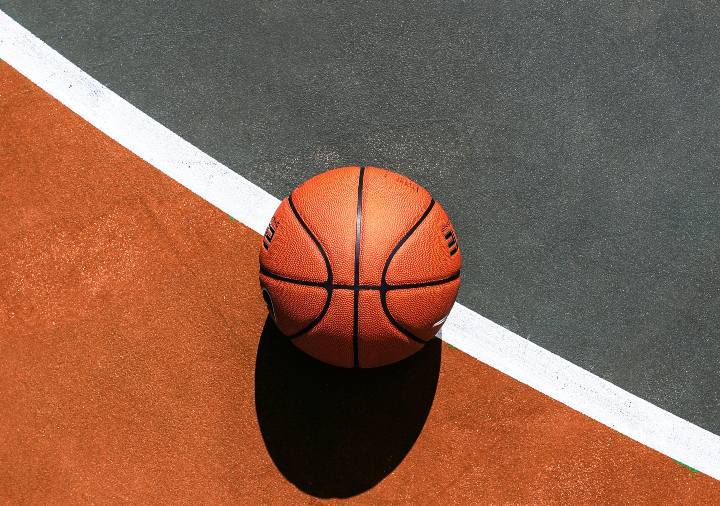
[1,2,718,503]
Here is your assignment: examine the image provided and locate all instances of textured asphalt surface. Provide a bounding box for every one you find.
[2,1,718,434]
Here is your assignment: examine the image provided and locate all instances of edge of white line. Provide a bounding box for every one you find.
[2,9,718,480]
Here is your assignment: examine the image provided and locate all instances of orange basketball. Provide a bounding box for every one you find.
[258,166,462,368]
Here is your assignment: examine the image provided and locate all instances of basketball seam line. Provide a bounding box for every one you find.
[353,166,365,368]
[380,199,437,344]
[259,266,461,291]
[285,194,333,339]
[382,271,460,290]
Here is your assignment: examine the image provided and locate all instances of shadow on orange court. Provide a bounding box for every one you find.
[254,317,441,498]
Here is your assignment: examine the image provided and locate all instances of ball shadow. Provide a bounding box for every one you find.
[254,317,441,499]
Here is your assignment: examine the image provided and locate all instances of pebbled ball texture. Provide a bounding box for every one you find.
[259,166,461,368]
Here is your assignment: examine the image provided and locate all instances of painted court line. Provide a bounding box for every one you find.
[1,10,718,480]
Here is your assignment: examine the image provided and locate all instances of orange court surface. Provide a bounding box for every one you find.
[1,59,719,503]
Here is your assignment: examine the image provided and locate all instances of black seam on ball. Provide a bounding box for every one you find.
[260,265,328,287]
[259,269,461,292]
[386,271,460,290]
[285,193,333,339]
[352,166,365,368]
[380,199,436,344]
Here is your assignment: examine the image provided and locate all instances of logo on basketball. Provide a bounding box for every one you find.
[262,221,277,251]
[443,226,459,257]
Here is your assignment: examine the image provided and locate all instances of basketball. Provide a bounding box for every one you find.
[258,166,461,368]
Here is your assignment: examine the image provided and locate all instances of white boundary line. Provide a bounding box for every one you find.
[2,9,718,480]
